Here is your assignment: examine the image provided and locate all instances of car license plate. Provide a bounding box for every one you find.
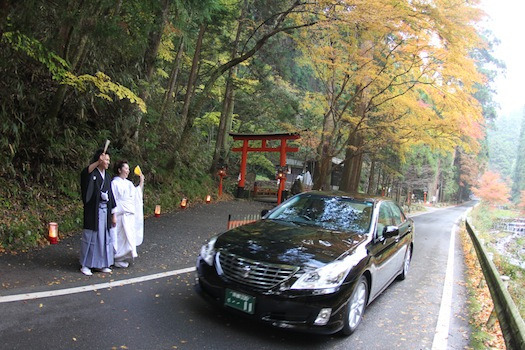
[225,289,255,314]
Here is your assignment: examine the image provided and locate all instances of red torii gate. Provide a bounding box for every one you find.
[230,132,300,204]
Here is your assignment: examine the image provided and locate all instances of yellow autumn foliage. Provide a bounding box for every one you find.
[290,0,486,164]
[63,71,147,113]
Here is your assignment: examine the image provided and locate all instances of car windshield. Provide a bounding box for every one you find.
[267,194,373,233]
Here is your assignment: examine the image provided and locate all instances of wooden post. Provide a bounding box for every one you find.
[237,139,248,197]
[277,139,287,204]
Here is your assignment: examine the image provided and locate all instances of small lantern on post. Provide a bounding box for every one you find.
[276,166,287,181]
[48,222,58,244]
[206,195,211,203]
[154,205,161,217]
[217,164,226,197]
[180,197,188,209]
[276,166,287,204]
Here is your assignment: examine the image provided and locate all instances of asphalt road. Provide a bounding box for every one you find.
[0,199,473,349]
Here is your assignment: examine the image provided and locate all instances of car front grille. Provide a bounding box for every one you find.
[217,251,299,290]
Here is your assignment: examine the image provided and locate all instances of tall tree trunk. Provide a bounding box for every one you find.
[313,144,333,190]
[367,159,375,194]
[132,0,170,142]
[178,23,207,145]
[215,61,240,166]
[220,79,236,155]
[429,157,441,202]
[384,175,390,196]
[47,0,110,123]
[511,108,525,200]
[340,155,352,192]
[313,117,335,191]
[144,0,169,82]
[0,0,20,37]
[349,151,363,192]
[339,132,363,192]
[0,0,8,37]
[160,39,184,118]
[113,0,123,15]
[47,34,89,122]
[340,85,366,192]
[376,165,383,195]
[342,152,362,192]
[313,67,337,190]
[211,3,246,172]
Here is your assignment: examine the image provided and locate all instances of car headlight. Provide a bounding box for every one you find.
[291,259,352,292]
[200,236,218,266]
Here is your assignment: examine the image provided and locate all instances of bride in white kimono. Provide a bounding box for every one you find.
[111,160,144,268]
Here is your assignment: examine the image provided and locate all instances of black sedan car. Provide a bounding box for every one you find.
[196,191,414,335]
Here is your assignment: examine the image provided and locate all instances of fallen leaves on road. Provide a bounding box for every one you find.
[460,227,505,349]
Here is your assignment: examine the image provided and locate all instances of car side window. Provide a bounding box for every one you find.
[386,202,405,226]
[357,205,372,232]
[376,203,393,239]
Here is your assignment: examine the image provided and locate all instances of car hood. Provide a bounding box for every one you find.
[215,219,367,267]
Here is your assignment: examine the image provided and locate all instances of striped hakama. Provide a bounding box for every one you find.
[79,203,114,268]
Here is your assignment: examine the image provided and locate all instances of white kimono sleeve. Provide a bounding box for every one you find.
[134,186,144,246]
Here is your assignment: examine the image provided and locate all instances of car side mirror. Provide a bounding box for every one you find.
[383,225,399,238]
[261,209,269,217]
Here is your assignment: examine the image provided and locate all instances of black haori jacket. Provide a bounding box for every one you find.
[80,166,116,231]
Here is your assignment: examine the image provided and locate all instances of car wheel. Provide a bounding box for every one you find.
[398,245,412,281]
[341,276,368,336]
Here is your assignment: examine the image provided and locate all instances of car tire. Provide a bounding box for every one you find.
[341,276,368,336]
[397,245,412,281]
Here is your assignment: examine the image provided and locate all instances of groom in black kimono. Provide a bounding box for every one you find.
[79,148,116,276]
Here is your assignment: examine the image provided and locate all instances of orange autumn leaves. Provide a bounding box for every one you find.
[472,171,511,206]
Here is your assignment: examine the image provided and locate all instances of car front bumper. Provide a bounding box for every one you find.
[195,257,354,335]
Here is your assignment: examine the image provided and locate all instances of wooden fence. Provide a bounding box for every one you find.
[227,214,261,230]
